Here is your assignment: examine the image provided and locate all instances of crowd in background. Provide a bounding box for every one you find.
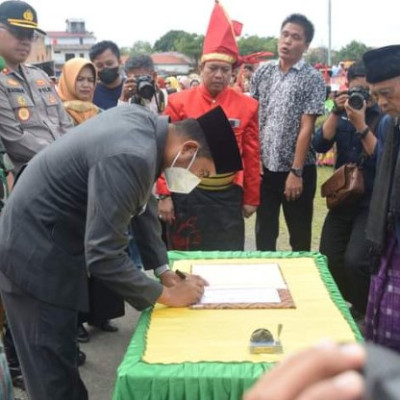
[1,1,400,399]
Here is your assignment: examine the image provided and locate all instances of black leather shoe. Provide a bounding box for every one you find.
[99,320,118,332]
[77,348,86,367]
[77,323,90,343]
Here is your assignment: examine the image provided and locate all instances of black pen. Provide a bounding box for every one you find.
[175,270,187,280]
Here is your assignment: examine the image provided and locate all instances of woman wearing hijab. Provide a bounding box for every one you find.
[57,57,100,125]
[178,75,190,91]
[165,76,180,94]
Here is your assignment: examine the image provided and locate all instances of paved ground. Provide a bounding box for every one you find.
[79,306,141,400]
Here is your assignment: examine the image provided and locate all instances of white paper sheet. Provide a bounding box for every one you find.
[191,263,287,289]
[201,286,280,304]
[190,263,286,305]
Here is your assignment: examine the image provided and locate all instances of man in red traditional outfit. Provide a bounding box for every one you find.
[157,0,260,251]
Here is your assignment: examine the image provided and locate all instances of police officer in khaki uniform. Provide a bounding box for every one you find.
[0,0,75,388]
[0,0,73,175]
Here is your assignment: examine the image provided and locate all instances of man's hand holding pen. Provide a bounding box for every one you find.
[157,269,208,307]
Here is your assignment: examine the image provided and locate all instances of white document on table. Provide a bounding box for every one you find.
[191,263,286,304]
[201,286,281,304]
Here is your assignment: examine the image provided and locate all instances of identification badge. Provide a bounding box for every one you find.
[17,95,27,106]
[18,107,30,121]
[48,94,57,104]
[7,78,19,87]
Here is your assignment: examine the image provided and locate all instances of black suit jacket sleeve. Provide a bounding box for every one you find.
[131,194,169,271]
[84,153,163,310]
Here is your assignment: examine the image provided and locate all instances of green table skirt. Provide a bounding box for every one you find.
[112,251,362,400]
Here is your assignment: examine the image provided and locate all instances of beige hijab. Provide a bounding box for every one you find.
[57,57,100,125]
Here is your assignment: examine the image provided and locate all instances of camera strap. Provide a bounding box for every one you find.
[357,112,384,166]
[155,89,165,114]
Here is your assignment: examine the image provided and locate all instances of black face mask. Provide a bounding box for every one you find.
[98,67,120,85]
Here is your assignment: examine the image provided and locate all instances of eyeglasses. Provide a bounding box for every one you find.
[0,25,38,42]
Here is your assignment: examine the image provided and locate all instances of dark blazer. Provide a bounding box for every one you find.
[0,105,168,311]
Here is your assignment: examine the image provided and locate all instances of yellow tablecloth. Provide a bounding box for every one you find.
[143,256,359,364]
[113,251,362,400]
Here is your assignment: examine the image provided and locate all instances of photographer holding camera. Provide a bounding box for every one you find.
[313,61,382,322]
[119,54,166,115]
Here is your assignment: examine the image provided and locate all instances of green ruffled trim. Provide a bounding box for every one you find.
[113,251,362,400]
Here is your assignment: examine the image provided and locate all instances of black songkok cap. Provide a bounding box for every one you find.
[363,45,400,83]
[196,106,243,174]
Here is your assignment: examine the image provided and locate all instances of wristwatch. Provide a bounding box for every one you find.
[158,194,171,200]
[290,168,303,178]
[355,127,369,140]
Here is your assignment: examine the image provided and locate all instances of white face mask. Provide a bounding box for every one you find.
[164,149,201,194]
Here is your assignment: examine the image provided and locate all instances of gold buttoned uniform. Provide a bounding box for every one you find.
[0,64,73,174]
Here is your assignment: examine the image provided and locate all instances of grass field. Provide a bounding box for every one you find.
[245,166,333,251]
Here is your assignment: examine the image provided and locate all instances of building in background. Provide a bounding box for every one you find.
[45,19,96,76]
[28,23,195,79]
[27,34,52,65]
[151,52,194,76]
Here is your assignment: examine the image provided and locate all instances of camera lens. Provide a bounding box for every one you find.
[348,93,364,110]
[138,81,155,100]
[135,76,155,100]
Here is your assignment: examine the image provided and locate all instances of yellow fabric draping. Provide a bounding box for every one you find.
[143,257,358,364]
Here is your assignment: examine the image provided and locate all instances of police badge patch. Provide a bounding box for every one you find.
[18,107,30,121]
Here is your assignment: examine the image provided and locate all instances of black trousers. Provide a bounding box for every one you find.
[0,271,88,400]
[168,184,244,251]
[78,277,125,325]
[319,205,371,314]
[256,165,316,251]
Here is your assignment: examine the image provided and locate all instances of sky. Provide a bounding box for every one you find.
[29,0,398,51]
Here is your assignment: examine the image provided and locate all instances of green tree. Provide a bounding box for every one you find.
[120,47,131,56]
[305,46,329,65]
[335,41,372,63]
[153,30,188,52]
[129,40,153,55]
[174,33,204,66]
[238,35,277,56]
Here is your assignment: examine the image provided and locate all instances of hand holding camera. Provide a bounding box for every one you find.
[332,90,349,115]
[120,78,137,102]
[120,75,156,104]
[347,87,370,110]
[333,87,370,115]
[344,87,370,130]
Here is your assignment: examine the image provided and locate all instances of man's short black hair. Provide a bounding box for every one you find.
[89,40,120,61]
[125,54,154,73]
[173,119,212,159]
[346,61,366,82]
[281,13,315,44]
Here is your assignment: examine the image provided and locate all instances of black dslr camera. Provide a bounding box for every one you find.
[347,86,370,110]
[129,75,156,104]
